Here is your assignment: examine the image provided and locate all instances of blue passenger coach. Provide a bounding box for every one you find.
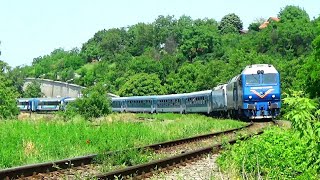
[35,97,70,111]
[17,98,36,111]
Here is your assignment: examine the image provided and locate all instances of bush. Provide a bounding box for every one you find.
[0,74,19,119]
[23,81,43,98]
[64,83,111,119]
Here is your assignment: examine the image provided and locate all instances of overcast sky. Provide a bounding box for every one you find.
[0,0,319,67]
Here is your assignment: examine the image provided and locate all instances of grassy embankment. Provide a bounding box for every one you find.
[216,94,320,179]
[0,113,245,169]
[217,126,319,179]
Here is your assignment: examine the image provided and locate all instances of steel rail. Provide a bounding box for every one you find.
[0,123,252,179]
[95,130,265,180]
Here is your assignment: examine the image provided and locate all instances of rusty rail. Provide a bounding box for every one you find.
[96,131,264,179]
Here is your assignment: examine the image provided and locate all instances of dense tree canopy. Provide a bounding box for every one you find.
[278,5,310,23]
[10,5,320,103]
[218,13,243,34]
[119,73,166,96]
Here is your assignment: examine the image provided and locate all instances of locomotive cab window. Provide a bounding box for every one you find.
[262,73,277,84]
[245,74,259,85]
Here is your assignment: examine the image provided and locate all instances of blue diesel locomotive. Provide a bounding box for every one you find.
[112,64,281,119]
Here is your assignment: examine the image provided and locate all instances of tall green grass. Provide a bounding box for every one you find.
[0,113,245,169]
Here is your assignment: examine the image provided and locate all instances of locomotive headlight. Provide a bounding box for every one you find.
[272,95,275,98]
[249,96,252,99]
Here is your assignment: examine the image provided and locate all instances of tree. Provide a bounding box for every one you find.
[275,19,315,57]
[218,13,243,34]
[118,73,166,96]
[153,15,177,48]
[165,62,204,94]
[0,61,19,118]
[100,28,128,61]
[278,5,310,23]
[127,23,154,56]
[297,35,320,98]
[65,83,111,119]
[248,18,265,32]
[127,55,164,79]
[179,21,221,60]
[23,81,43,98]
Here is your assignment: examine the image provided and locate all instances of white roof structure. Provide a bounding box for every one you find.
[242,64,278,75]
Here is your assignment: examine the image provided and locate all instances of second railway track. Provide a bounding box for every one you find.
[0,121,275,180]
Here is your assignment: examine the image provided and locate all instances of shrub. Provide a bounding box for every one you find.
[64,83,111,119]
[23,81,43,98]
[0,74,19,119]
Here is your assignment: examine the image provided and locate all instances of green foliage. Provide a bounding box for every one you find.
[12,7,320,100]
[217,128,319,179]
[283,91,320,172]
[217,92,320,179]
[276,18,315,57]
[0,63,19,118]
[29,48,86,81]
[118,73,166,96]
[65,83,111,119]
[218,13,243,34]
[297,35,320,98]
[248,18,265,32]
[153,15,177,48]
[165,62,204,93]
[278,5,310,23]
[179,20,221,60]
[127,23,154,56]
[0,114,244,169]
[23,81,43,98]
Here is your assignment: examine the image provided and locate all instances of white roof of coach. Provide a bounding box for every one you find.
[242,64,278,75]
[111,90,213,101]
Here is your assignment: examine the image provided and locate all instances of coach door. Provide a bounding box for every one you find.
[207,94,211,114]
[233,82,238,110]
[181,97,186,114]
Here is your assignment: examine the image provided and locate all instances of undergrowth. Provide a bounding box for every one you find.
[0,113,245,169]
[217,91,320,179]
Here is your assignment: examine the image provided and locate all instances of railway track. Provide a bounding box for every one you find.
[0,122,274,179]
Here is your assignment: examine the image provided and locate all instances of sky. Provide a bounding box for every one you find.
[0,0,319,67]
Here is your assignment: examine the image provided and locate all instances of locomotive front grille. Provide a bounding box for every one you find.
[269,103,278,109]
[247,104,256,110]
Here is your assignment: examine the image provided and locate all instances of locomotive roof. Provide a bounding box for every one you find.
[242,64,278,74]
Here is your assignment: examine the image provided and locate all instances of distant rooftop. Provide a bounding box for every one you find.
[259,17,280,29]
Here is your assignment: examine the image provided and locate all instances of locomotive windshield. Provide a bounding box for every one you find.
[262,73,277,84]
[245,73,278,85]
[245,74,259,85]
